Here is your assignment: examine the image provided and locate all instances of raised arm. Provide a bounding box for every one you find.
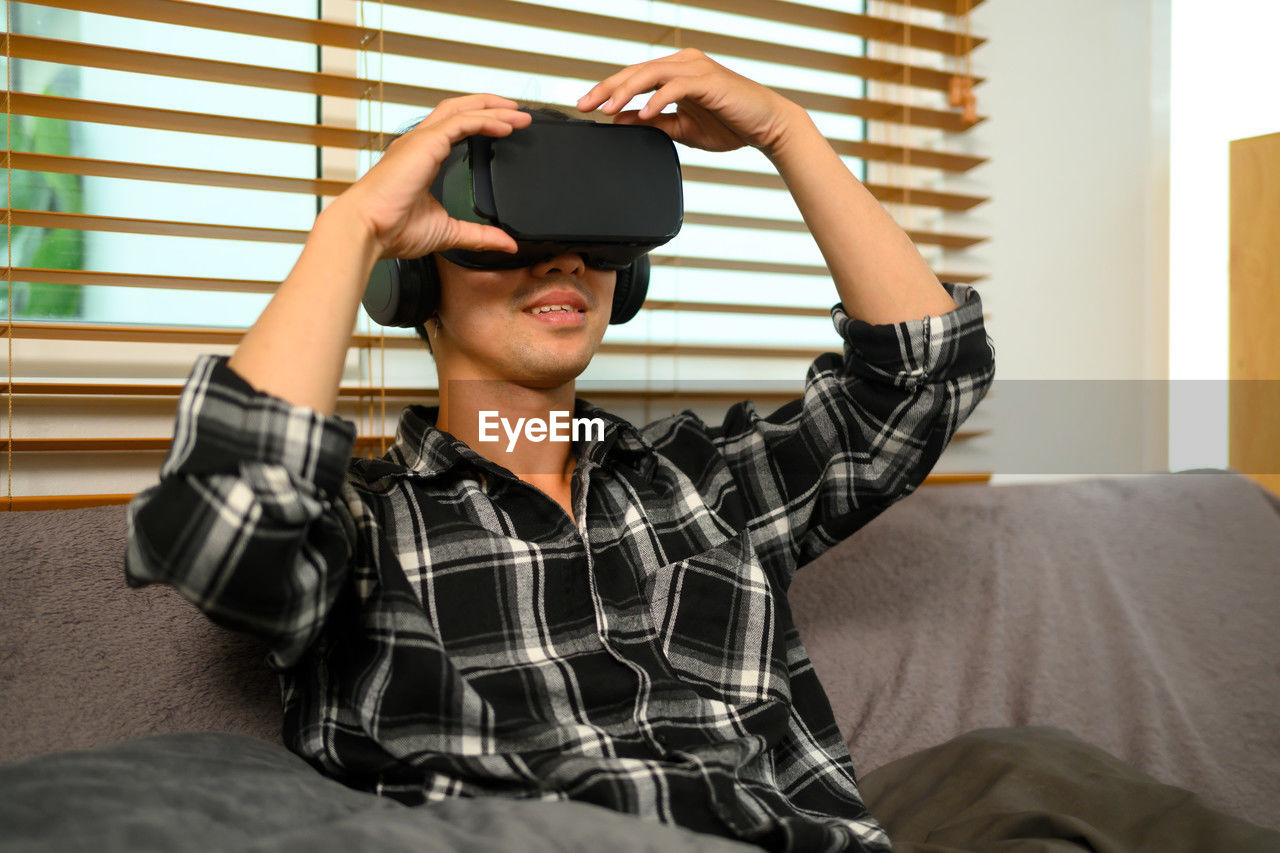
[228,95,532,413]
[578,48,959,325]
[762,109,961,324]
[126,97,533,667]
[581,51,994,578]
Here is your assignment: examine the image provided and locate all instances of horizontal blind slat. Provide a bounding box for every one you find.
[3,208,308,243]
[16,35,986,171]
[12,32,459,110]
[4,267,279,294]
[3,208,989,250]
[6,150,347,195]
[872,0,986,16]
[0,321,844,358]
[7,382,834,402]
[6,147,989,210]
[5,431,991,453]
[2,470,995,509]
[13,88,980,156]
[3,264,986,293]
[680,164,987,210]
[671,0,985,54]
[5,436,395,452]
[24,0,983,63]
[9,91,382,149]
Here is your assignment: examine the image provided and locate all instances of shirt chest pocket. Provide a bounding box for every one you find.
[642,531,790,708]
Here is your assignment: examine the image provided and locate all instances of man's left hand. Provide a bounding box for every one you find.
[576,49,802,158]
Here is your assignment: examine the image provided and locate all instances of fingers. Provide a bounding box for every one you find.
[441,219,518,254]
[418,104,532,146]
[636,77,702,120]
[579,63,683,116]
[434,107,532,146]
[385,106,532,169]
[352,101,529,258]
[389,95,526,154]
[577,49,708,114]
[612,108,681,139]
[423,94,521,127]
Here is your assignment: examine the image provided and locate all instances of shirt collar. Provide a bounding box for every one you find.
[360,397,657,484]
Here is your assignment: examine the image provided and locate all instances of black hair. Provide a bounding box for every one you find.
[377,102,576,354]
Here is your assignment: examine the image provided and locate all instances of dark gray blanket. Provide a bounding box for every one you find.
[0,732,758,853]
[6,728,1278,853]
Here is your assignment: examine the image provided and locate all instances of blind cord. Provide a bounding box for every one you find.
[902,0,912,228]
[7,3,14,512]
[354,0,388,459]
[949,0,976,125]
[377,3,385,457]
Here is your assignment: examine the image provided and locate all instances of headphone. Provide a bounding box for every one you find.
[362,253,651,329]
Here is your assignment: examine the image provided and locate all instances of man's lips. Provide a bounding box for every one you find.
[522,287,589,314]
[523,305,587,326]
[521,287,590,326]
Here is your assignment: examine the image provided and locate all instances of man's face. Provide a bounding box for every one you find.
[430,252,617,388]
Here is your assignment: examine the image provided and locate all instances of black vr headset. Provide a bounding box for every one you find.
[362,113,684,328]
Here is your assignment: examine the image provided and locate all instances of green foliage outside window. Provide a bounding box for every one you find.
[2,97,85,319]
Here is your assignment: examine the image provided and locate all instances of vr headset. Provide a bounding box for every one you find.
[362,113,684,328]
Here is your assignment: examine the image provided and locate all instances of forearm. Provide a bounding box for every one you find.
[228,200,381,414]
[764,105,960,325]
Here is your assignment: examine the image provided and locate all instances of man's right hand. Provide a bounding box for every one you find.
[334,94,533,262]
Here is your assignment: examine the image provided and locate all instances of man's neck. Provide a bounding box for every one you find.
[436,374,579,484]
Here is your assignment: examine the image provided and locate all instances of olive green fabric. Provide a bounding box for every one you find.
[860,727,1280,852]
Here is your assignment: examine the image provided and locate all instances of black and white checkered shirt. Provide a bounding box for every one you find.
[126,282,994,852]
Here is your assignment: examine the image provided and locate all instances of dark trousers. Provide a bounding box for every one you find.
[858,726,1280,853]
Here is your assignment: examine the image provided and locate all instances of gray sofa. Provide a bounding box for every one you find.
[2,469,1278,849]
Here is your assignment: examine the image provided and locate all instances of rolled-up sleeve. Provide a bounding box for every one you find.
[716,281,995,579]
[125,354,358,670]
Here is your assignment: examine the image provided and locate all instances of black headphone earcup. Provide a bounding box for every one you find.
[361,256,441,327]
[610,255,649,324]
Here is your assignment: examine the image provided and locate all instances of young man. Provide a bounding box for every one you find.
[125,50,993,852]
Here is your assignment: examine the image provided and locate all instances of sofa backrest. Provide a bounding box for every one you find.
[3,471,1278,829]
[0,504,281,764]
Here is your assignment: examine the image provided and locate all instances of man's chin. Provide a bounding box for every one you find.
[497,332,601,386]
[519,356,592,388]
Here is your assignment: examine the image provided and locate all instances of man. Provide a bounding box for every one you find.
[126,50,992,852]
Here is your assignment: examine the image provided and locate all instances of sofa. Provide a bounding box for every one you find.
[2,469,1278,850]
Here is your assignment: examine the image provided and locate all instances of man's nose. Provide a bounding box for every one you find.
[530,251,586,277]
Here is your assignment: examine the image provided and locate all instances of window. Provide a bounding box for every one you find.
[3,0,989,507]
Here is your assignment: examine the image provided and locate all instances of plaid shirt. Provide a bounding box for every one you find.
[126,281,994,852]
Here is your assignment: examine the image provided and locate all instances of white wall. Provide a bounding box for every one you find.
[962,0,1172,484]
[1168,0,1280,472]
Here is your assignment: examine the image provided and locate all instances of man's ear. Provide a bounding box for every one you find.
[414,315,436,353]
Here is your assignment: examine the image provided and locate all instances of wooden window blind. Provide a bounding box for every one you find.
[3,0,990,510]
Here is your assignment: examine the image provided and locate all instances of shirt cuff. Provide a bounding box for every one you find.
[830,281,994,391]
[160,354,357,498]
